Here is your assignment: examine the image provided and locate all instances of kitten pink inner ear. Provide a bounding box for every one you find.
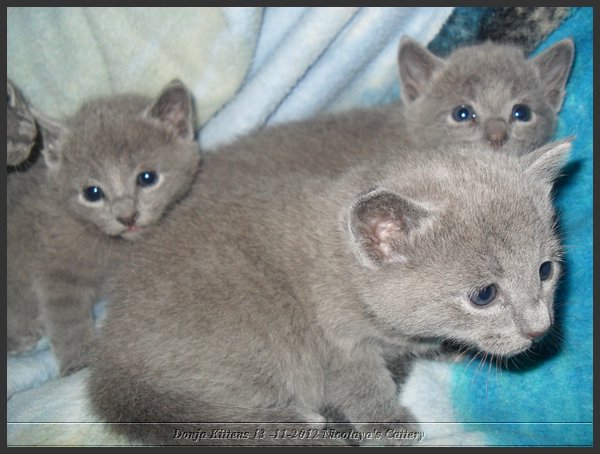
[365,217,403,261]
[148,81,194,141]
[349,189,433,268]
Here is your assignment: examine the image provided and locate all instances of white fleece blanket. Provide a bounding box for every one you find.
[7,6,466,446]
[7,7,262,125]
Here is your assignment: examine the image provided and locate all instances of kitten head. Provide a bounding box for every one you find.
[7,80,38,167]
[345,138,571,357]
[398,38,574,154]
[37,80,201,240]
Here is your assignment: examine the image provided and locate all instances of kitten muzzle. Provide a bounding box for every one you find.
[484,119,508,149]
[116,212,139,227]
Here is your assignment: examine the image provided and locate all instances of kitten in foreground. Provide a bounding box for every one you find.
[89,137,571,446]
[204,37,573,186]
[7,80,201,374]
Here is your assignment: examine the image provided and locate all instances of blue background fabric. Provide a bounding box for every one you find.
[6,7,592,447]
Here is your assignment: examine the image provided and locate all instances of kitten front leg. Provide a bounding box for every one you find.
[7,236,45,354]
[385,340,463,385]
[39,277,98,375]
[7,275,45,355]
[326,349,421,446]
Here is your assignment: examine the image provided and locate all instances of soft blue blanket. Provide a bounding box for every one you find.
[6,7,592,447]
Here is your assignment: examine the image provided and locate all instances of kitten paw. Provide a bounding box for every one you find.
[7,328,45,355]
[55,340,95,376]
[58,355,90,376]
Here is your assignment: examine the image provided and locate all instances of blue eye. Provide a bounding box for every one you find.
[452,105,476,122]
[83,185,104,202]
[137,171,158,187]
[539,261,553,281]
[512,104,531,122]
[470,284,497,306]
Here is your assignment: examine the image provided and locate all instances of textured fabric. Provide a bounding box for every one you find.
[199,7,453,149]
[7,7,262,125]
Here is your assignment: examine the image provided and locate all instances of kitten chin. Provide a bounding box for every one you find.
[119,225,146,241]
[7,79,201,374]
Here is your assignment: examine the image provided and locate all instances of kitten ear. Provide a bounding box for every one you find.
[30,107,67,170]
[7,80,33,120]
[521,137,573,184]
[145,79,194,141]
[398,37,444,104]
[347,188,434,269]
[7,80,21,109]
[531,38,574,111]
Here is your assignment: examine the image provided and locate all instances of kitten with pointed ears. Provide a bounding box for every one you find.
[7,80,201,374]
[396,37,573,151]
[89,134,571,445]
[200,37,573,190]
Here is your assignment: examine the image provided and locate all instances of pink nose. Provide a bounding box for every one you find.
[485,120,508,149]
[525,329,547,341]
[117,212,138,227]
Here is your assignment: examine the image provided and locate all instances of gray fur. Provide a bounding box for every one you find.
[7,79,38,167]
[7,80,201,374]
[89,137,570,446]
[198,38,573,187]
[397,37,573,151]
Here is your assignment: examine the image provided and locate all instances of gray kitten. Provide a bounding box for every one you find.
[7,80,201,375]
[397,38,573,150]
[7,80,38,167]
[200,37,573,185]
[89,136,570,446]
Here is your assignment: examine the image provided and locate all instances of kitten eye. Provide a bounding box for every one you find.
[539,261,553,281]
[452,105,477,122]
[511,104,531,122]
[469,284,497,306]
[137,171,158,188]
[83,185,104,202]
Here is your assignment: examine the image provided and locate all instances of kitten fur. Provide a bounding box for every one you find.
[200,37,573,185]
[89,137,571,446]
[7,80,38,167]
[6,80,201,374]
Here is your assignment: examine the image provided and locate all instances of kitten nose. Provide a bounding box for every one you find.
[524,329,548,341]
[117,212,138,226]
[485,119,508,149]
